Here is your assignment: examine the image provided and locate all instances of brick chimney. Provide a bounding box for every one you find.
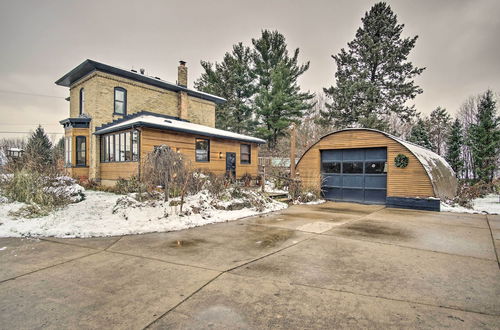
[177,60,187,87]
[177,61,188,120]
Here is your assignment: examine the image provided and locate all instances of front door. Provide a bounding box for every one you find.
[226,152,236,178]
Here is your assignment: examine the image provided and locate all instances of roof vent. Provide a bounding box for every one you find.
[154,76,161,80]
[131,69,137,73]
[140,68,145,75]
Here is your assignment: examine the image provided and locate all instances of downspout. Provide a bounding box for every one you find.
[134,125,142,181]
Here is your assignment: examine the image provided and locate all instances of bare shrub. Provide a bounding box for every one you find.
[142,145,189,201]
[115,176,146,194]
[453,180,499,208]
[0,170,84,217]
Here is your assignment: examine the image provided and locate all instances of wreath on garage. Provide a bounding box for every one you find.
[394,154,409,168]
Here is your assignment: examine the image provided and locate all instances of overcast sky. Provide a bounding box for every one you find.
[0,0,499,140]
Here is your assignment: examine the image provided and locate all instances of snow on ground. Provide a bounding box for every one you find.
[264,181,288,194]
[441,194,500,214]
[0,190,288,238]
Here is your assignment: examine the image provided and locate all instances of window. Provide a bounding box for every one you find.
[240,144,251,164]
[342,162,364,174]
[322,162,341,173]
[100,130,139,163]
[195,138,210,162]
[365,161,387,174]
[64,136,72,166]
[132,131,139,161]
[114,87,127,115]
[75,136,86,166]
[79,88,85,115]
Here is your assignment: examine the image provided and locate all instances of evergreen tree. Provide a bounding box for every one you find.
[408,118,433,149]
[195,43,255,134]
[322,2,424,129]
[428,106,451,155]
[445,118,464,177]
[24,125,53,171]
[468,90,499,182]
[252,30,314,147]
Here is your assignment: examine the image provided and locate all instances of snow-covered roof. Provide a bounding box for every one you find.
[299,128,458,200]
[95,112,266,144]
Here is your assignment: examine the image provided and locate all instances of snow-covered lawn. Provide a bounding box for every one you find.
[0,190,288,238]
[441,194,500,214]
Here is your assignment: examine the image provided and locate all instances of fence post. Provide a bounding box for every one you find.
[261,165,266,193]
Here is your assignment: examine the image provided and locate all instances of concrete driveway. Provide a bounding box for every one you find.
[0,202,499,329]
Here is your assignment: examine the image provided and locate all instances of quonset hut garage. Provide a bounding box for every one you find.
[296,129,457,211]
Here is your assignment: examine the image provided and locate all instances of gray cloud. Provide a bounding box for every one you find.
[0,0,498,139]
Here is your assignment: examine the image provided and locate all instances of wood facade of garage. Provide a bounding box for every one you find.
[296,129,457,211]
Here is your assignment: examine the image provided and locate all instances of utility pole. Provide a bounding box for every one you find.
[290,123,296,180]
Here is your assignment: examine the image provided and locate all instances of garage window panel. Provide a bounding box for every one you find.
[321,150,342,161]
[342,162,364,173]
[342,175,364,188]
[365,161,386,174]
[322,161,341,173]
[323,175,342,187]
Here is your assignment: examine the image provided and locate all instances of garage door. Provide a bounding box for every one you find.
[321,148,387,204]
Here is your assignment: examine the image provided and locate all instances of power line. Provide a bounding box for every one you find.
[0,131,64,134]
[0,89,66,99]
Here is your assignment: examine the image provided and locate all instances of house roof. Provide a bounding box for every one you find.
[94,111,266,145]
[55,59,226,104]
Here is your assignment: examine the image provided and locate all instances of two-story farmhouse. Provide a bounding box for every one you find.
[56,60,264,185]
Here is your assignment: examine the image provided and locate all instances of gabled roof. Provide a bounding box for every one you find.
[94,111,266,145]
[55,59,226,104]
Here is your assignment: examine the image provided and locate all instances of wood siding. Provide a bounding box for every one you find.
[140,128,259,178]
[296,130,435,198]
[100,162,139,181]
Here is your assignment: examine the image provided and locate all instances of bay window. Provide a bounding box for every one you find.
[75,136,86,166]
[64,136,72,166]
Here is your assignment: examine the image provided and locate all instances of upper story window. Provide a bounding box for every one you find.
[114,87,127,115]
[240,144,251,164]
[79,88,85,115]
[195,138,210,162]
[75,136,86,166]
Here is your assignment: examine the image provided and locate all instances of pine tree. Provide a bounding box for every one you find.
[24,125,53,171]
[321,2,424,129]
[445,119,464,177]
[468,90,499,183]
[252,30,314,147]
[195,43,255,134]
[428,107,451,155]
[408,118,433,149]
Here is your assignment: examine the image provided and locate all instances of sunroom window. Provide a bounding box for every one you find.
[101,130,139,162]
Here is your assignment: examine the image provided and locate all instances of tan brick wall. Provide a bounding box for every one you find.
[66,70,217,181]
[188,96,216,127]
